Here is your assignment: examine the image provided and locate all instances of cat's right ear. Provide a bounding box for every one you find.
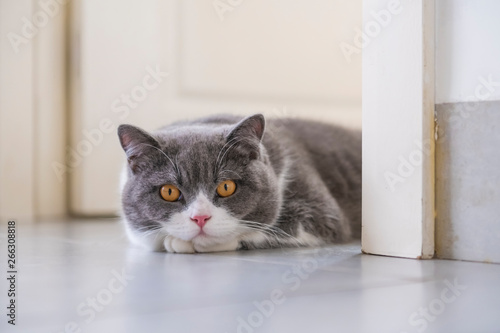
[118,124,160,173]
[225,114,266,161]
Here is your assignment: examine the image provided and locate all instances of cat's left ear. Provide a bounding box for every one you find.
[226,114,265,160]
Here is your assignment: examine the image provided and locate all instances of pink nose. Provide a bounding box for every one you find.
[190,215,211,228]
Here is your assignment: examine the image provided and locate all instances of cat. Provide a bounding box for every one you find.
[118,114,361,253]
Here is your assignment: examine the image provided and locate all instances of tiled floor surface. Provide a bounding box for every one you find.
[1,219,499,333]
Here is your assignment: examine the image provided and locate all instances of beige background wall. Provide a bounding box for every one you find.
[0,0,361,219]
[0,0,67,221]
[70,0,362,215]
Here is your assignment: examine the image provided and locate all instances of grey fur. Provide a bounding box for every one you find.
[118,114,361,251]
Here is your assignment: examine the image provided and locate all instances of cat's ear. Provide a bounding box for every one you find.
[226,114,265,160]
[118,124,160,173]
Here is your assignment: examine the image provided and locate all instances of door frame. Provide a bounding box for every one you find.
[361,0,435,259]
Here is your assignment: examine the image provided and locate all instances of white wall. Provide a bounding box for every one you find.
[436,0,500,104]
[435,0,500,263]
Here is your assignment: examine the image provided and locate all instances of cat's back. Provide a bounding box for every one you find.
[168,115,361,172]
[163,114,360,166]
[169,114,360,147]
[267,118,361,176]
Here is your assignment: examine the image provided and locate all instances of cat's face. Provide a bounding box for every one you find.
[118,114,280,252]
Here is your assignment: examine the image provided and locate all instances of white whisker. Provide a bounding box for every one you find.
[237,219,304,247]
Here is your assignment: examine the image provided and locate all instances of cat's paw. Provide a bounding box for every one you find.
[163,236,195,253]
[193,239,240,253]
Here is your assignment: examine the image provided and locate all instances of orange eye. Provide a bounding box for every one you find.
[160,185,181,202]
[217,180,236,197]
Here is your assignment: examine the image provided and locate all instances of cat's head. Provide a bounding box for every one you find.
[118,114,280,251]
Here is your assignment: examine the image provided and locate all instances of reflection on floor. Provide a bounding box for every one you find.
[1,219,499,333]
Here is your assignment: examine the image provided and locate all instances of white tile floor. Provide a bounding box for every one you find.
[1,219,499,333]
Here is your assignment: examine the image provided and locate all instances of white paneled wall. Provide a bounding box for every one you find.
[70,0,362,215]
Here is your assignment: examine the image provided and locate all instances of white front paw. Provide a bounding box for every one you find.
[193,239,240,253]
[163,236,195,253]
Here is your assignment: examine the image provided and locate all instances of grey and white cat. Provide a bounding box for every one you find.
[118,114,361,253]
